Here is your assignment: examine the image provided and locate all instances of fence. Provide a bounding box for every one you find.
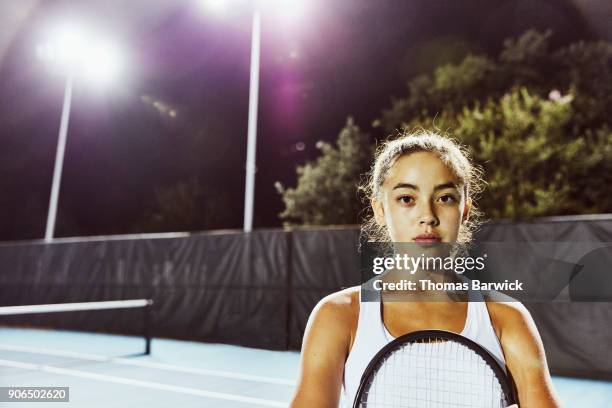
[1,215,611,378]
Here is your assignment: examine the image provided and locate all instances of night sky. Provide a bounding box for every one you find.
[0,0,609,241]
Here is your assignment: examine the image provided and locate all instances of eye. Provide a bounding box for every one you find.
[398,195,414,205]
[438,194,457,204]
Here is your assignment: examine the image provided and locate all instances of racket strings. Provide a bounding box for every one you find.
[357,337,507,408]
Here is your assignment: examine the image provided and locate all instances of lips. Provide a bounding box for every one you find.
[413,234,442,243]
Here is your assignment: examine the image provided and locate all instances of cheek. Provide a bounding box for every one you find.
[385,202,413,224]
[384,205,417,240]
[439,208,463,238]
[442,206,462,222]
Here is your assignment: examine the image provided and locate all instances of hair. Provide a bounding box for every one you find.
[359,130,486,245]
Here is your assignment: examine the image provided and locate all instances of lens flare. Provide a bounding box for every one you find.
[38,22,123,85]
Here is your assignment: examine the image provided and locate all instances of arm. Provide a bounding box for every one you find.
[290,291,357,408]
[489,301,562,408]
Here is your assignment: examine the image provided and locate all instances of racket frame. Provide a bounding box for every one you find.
[352,329,518,407]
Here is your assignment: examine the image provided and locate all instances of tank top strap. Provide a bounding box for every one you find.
[462,279,507,367]
[357,286,384,329]
[465,283,490,331]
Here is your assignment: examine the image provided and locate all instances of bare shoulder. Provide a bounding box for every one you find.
[483,292,533,335]
[308,286,360,333]
[300,286,362,362]
[322,285,361,304]
[482,292,549,369]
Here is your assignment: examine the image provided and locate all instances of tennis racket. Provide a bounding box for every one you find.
[353,330,517,408]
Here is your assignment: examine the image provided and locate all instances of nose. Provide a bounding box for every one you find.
[418,201,439,227]
[419,216,439,226]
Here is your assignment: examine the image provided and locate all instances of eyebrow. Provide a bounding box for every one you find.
[392,182,459,192]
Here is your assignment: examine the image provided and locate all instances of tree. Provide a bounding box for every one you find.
[275,118,373,226]
[407,87,600,218]
[380,55,498,134]
[379,30,612,219]
[281,30,612,225]
[381,30,612,137]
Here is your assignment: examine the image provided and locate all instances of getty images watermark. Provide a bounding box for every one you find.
[370,252,523,292]
[360,242,612,302]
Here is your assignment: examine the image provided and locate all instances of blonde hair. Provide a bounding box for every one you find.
[360,130,485,244]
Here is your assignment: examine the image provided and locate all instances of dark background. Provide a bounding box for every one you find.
[0,0,609,240]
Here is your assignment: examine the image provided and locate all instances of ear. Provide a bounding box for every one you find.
[371,196,385,227]
[462,197,472,224]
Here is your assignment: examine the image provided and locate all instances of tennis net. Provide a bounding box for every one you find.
[0,299,154,355]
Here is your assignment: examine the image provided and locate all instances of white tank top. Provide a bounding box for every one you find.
[341,286,506,407]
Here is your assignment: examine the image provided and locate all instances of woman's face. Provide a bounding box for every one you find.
[372,151,471,243]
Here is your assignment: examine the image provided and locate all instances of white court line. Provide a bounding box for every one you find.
[0,358,287,407]
[0,344,295,386]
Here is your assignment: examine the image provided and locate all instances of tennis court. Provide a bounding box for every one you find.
[0,327,298,407]
[0,327,610,407]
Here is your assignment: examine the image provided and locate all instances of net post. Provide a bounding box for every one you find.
[284,229,294,350]
[144,299,153,355]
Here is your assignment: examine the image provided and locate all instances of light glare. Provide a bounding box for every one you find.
[38,22,123,85]
[81,41,122,84]
[54,25,87,65]
[200,0,227,13]
[257,0,308,28]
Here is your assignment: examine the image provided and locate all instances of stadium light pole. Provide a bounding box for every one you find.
[201,0,305,232]
[38,24,122,242]
[243,7,261,233]
[45,72,73,242]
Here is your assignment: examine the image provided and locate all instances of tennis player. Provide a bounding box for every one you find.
[289,132,561,407]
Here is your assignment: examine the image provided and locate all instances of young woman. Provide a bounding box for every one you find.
[289,132,561,407]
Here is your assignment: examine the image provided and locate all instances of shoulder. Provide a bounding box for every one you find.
[307,286,360,334]
[298,287,361,374]
[483,292,534,337]
[484,296,547,367]
[301,286,361,357]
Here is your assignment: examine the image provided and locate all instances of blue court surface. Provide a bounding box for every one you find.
[0,328,610,407]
